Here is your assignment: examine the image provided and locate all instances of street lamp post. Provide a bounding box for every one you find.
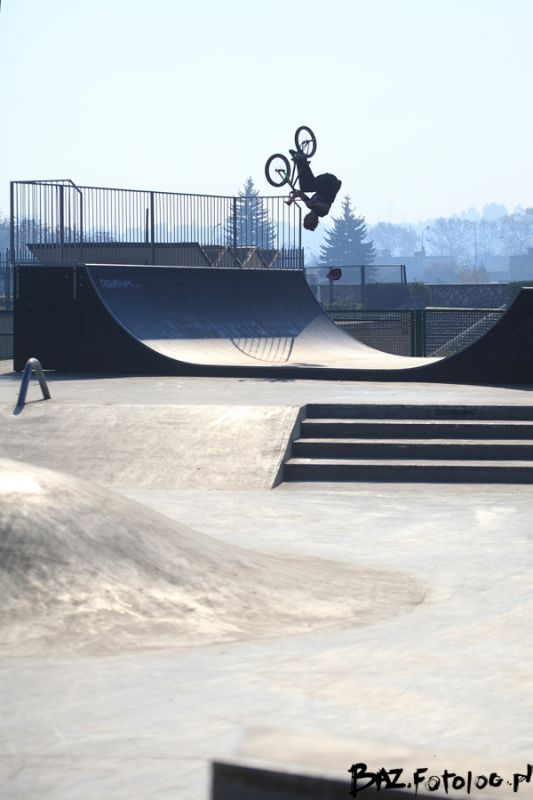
[421,226,430,255]
[212,222,222,244]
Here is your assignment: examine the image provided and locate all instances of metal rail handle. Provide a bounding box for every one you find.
[13,358,51,415]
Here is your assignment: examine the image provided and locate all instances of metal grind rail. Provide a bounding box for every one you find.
[13,357,51,415]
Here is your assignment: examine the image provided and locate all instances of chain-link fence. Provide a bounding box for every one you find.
[1,249,13,310]
[310,265,505,356]
[0,311,13,360]
[332,311,413,356]
[1,249,14,359]
[424,308,504,357]
[329,307,505,357]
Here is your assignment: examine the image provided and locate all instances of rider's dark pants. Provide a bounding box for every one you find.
[295,160,318,192]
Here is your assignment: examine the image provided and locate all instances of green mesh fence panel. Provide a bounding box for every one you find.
[425,308,504,356]
[327,307,506,357]
[329,311,413,356]
[0,311,13,360]
[0,255,13,311]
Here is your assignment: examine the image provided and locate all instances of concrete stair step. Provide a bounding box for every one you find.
[300,420,533,439]
[284,404,533,484]
[284,458,533,484]
[305,404,533,420]
[292,438,533,460]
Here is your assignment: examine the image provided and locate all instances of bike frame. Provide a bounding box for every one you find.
[265,126,317,198]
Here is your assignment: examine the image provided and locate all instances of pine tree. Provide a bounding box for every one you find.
[225,178,276,249]
[319,196,375,266]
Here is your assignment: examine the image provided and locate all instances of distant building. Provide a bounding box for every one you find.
[483,255,510,283]
[421,257,459,284]
[509,249,533,281]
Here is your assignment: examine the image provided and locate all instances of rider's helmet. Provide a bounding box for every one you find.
[303,211,319,231]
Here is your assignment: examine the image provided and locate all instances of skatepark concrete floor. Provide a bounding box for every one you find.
[1,360,533,799]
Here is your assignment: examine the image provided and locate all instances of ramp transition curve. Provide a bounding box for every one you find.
[13,265,533,383]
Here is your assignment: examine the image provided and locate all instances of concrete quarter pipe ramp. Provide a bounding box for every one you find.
[14,265,533,383]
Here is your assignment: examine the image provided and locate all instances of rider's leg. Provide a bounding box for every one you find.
[294,160,317,193]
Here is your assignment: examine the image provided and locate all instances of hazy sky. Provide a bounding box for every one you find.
[1,0,532,224]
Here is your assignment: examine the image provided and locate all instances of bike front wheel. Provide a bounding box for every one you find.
[265,153,291,187]
[294,125,317,158]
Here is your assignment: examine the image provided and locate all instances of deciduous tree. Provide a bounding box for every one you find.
[367,222,417,256]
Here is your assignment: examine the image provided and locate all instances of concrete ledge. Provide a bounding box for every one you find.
[211,729,531,800]
[0,404,300,489]
[212,761,350,800]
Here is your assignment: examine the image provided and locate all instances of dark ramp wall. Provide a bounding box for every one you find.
[13,264,533,384]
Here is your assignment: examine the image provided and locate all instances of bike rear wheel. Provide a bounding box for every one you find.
[265,153,291,187]
[294,125,317,158]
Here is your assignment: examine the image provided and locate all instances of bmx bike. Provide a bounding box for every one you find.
[264,125,317,191]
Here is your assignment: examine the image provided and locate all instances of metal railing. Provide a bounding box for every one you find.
[13,357,51,415]
[10,180,303,269]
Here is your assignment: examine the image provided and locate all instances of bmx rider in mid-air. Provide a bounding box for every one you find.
[287,150,342,231]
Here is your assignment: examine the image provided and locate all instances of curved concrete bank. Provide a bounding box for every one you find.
[0,458,426,656]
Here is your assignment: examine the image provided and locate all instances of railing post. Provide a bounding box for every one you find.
[298,204,303,269]
[5,248,12,310]
[361,264,366,308]
[79,191,84,264]
[150,192,155,265]
[9,182,15,263]
[412,309,426,356]
[232,197,238,267]
[59,185,65,265]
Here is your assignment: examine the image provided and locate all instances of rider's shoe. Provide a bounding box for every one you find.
[289,149,308,161]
